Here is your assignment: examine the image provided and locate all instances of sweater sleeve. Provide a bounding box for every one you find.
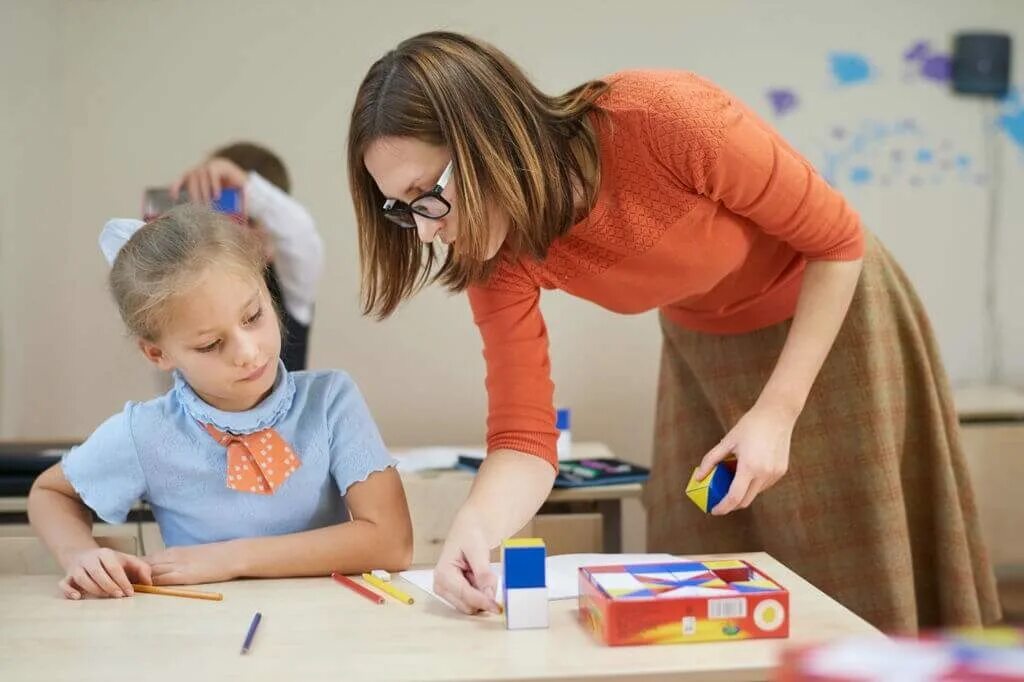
[648,73,864,261]
[245,172,324,325]
[467,261,558,469]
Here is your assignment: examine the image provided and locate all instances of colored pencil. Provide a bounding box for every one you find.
[240,612,261,654]
[331,571,385,605]
[362,572,414,605]
[131,584,223,601]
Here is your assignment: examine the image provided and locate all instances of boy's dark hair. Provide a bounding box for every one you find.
[212,142,291,194]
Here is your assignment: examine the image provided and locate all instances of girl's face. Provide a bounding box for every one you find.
[140,267,282,412]
[363,136,509,260]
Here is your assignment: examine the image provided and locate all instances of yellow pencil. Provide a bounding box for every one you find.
[362,573,414,605]
[131,584,223,601]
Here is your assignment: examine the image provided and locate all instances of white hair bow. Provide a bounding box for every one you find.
[98,218,145,266]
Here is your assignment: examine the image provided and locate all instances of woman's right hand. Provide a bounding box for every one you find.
[433,513,501,615]
[58,547,153,600]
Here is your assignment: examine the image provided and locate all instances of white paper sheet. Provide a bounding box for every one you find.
[391,447,484,473]
[399,553,680,607]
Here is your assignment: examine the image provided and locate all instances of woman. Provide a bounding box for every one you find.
[346,31,1000,632]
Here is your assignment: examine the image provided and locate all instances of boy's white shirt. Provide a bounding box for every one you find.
[245,172,324,326]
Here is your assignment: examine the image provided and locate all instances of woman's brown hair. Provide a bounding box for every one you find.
[348,31,608,318]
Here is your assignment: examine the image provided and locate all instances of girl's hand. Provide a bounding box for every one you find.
[170,157,248,204]
[694,403,796,515]
[433,513,501,615]
[58,547,153,600]
[145,542,239,586]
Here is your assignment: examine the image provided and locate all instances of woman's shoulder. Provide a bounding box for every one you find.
[600,69,730,110]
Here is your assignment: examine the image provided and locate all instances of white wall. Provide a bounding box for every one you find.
[2,0,1023,468]
[1,0,70,436]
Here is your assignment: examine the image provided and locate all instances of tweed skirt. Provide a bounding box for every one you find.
[643,232,1001,633]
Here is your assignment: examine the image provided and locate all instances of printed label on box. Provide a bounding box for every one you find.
[709,598,747,620]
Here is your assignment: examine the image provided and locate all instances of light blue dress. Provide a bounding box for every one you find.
[62,361,395,547]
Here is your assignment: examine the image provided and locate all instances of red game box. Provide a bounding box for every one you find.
[578,559,790,646]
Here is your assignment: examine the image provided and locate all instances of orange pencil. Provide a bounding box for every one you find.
[131,584,223,601]
[331,572,385,605]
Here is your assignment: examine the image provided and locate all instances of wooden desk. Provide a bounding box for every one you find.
[0,552,879,682]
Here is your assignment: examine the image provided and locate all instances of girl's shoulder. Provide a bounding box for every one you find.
[287,369,366,414]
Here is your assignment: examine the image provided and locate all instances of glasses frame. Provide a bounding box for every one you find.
[382,160,454,229]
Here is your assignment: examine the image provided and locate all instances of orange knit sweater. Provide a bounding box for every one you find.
[468,70,865,467]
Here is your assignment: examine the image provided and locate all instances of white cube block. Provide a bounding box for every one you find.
[505,587,549,630]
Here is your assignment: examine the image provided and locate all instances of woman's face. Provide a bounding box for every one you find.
[364,136,509,260]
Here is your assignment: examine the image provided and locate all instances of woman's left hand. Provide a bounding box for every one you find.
[145,542,239,586]
[693,403,796,515]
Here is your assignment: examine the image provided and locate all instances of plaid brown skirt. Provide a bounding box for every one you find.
[643,232,1001,633]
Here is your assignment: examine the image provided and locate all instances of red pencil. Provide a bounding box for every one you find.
[331,572,385,605]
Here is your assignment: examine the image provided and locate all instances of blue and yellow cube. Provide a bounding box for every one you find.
[685,460,736,513]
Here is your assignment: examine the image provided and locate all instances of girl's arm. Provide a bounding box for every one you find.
[145,467,412,584]
[28,464,153,598]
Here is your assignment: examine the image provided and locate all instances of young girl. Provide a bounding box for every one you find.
[28,204,411,600]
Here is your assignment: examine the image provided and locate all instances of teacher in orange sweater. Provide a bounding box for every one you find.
[346,31,999,632]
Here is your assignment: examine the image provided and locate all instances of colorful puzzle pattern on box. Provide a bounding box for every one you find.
[501,538,548,630]
[686,459,737,512]
[579,559,789,646]
[776,627,1024,681]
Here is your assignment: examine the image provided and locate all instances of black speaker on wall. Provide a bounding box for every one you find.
[952,32,1012,98]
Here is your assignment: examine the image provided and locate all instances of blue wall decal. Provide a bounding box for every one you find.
[830,52,874,86]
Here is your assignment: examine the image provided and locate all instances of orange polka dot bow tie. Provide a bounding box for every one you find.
[202,423,300,495]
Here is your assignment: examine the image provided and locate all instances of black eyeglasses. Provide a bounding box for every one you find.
[382,161,454,229]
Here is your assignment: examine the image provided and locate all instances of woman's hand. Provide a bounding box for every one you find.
[433,512,501,615]
[58,547,153,600]
[694,402,796,515]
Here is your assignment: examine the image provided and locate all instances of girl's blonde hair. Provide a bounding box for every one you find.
[109,204,267,340]
[348,31,608,319]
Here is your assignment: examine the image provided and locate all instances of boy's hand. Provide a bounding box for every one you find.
[145,542,239,586]
[171,157,248,204]
[59,548,153,600]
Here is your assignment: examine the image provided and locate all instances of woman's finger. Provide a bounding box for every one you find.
[738,478,764,509]
[695,438,734,481]
[711,469,752,516]
[435,582,474,614]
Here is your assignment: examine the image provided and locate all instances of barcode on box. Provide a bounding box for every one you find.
[709,598,747,619]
